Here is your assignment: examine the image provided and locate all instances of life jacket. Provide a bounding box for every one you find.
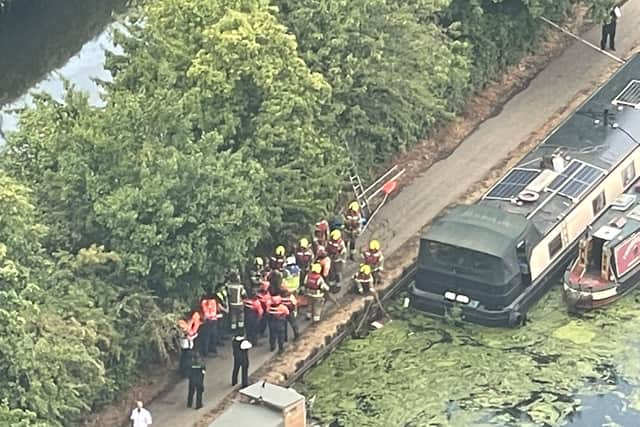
[306,272,322,291]
[295,247,314,267]
[345,209,361,230]
[327,239,345,256]
[258,290,272,309]
[201,298,218,321]
[281,294,297,312]
[227,283,246,306]
[268,303,290,320]
[270,256,286,271]
[243,296,264,318]
[187,313,202,339]
[363,250,382,267]
[355,272,373,286]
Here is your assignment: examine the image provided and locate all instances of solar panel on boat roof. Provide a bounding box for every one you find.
[558,164,605,200]
[546,160,583,191]
[484,168,540,200]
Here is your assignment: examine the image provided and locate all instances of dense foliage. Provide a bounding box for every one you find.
[0,0,613,424]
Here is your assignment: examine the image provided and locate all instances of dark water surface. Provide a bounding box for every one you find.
[0,0,125,135]
[298,286,640,426]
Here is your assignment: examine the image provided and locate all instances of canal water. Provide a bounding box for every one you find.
[0,0,125,137]
[298,286,640,426]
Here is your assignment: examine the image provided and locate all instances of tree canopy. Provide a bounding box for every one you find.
[0,0,615,424]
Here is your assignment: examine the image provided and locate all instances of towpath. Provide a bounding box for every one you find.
[145,3,640,426]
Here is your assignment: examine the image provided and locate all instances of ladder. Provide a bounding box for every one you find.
[346,157,372,219]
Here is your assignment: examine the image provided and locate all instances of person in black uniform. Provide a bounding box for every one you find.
[187,354,206,409]
[601,6,622,51]
[231,335,253,388]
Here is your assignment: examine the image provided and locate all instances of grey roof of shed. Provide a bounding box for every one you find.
[209,402,283,427]
[423,205,530,258]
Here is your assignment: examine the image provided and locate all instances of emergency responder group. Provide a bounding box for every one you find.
[177,201,385,408]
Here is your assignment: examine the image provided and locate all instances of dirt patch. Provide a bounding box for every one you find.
[85,7,598,427]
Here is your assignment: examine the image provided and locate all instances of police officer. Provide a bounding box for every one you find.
[231,335,253,388]
[280,289,299,342]
[226,272,247,332]
[267,295,290,353]
[601,6,622,51]
[243,289,264,345]
[187,354,206,409]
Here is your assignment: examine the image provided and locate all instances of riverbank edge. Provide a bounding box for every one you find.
[191,5,618,426]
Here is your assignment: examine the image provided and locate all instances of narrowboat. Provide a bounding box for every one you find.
[564,189,640,312]
[409,54,640,327]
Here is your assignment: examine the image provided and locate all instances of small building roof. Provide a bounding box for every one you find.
[209,402,283,427]
[240,382,304,410]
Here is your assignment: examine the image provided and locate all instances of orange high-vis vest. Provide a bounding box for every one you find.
[187,312,202,339]
[201,298,218,320]
[244,297,264,318]
[267,303,290,320]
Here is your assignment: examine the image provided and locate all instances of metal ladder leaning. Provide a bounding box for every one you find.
[347,158,371,219]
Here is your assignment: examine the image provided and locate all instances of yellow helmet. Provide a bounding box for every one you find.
[299,238,309,249]
[275,245,286,256]
[369,240,380,251]
[349,201,360,212]
[330,229,342,240]
[360,264,371,275]
[311,263,322,274]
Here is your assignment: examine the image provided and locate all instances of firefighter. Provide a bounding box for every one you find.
[295,238,314,288]
[215,283,230,340]
[353,264,374,294]
[313,219,330,250]
[257,280,272,339]
[249,257,266,291]
[200,293,219,357]
[267,295,290,353]
[231,335,252,388]
[226,272,247,331]
[178,312,201,377]
[344,201,363,260]
[315,245,332,281]
[243,289,264,345]
[327,229,347,290]
[303,263,330,322]
[362,239,385,284]
[281,288,299,342]
[187,354,206,409]
[270,245,287,271]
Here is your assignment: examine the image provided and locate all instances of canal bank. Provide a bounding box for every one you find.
[188,3,640,427]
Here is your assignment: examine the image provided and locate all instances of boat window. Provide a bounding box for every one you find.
[422,241,502,281]
[548,234,563,258]
[592,191,606,215]
[622,162,636,186]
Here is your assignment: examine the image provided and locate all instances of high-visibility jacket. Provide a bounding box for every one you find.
[327,239,346,257]
[216,287,228,308]
[305,272,329,295]
[243,296,264,319]
[201,298,219,321]
[354,272,374,288]
[227,283,247,306]
[345,209,361,230]
[295,247,314,268]
[281,294,297,312]
[258,290,272,310]
[268,303,290,320]
[363,249,384,269]
[187,312,202,339]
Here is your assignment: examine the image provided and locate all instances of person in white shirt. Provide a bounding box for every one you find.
[130,400,152,427]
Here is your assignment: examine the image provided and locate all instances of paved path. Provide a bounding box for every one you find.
[146,4,640,426]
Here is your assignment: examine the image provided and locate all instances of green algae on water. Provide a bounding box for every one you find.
[297,287,640,426]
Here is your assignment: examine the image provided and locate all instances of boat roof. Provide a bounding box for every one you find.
[423,54,640,256]
[590,185,640,245]
[424,205,534,258]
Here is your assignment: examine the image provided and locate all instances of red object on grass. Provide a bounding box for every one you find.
[382,180,397,195]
